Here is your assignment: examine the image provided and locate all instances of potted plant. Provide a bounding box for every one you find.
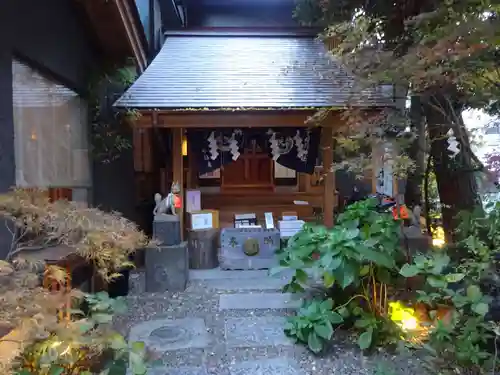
[0,189,150,297]
[0,189,153,374]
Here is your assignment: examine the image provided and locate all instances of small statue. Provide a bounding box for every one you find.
[153,181,182,218]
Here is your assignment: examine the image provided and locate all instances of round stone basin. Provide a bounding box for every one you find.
[150,326,188,343]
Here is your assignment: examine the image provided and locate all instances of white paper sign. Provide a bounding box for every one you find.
[264,212,274,229]
[191,213,213,230]
[186,190,201,213]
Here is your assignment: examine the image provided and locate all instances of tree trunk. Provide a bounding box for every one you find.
[405,95,426,208]
[424,93,481,243]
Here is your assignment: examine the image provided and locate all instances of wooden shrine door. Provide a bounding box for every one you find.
[221,139,273,189]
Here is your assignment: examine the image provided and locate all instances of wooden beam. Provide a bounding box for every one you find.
[113,0,147,71]
[130,111,344,129]
[322,127,335,228]
[172,128,184,240]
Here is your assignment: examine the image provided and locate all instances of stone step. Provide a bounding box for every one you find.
[225,316,294,348]
[189,268,294,280]
[206,277,288,291]
[146,358,305,375]
[219,292,302,310]
[229,358,306,375]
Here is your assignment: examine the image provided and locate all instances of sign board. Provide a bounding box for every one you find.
[264,212,274,229]
[278,220,305,239]
[191,212,213,230]
[186,190,201,213]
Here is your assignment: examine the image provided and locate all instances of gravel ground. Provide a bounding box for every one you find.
[114,270,425,375]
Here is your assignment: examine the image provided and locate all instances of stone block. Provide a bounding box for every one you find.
[153,215,181,246]
[229,358,306,375]
[206,277,287,291]
[219,292,302,310]
[219,247,278,270]
[225,317,293,347]
[145,242,188,292]
[129,317,210,351]
[220,228,280,270]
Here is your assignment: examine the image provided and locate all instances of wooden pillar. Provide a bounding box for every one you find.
[298,173,310,193]
[322,127,335,228]
[187,137,199,189]
[172,128,184,240]
[371,142,380,194]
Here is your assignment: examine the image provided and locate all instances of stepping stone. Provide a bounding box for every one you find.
[189,268,271,280]
[225,316,294,347]
[229,358,306,375]
[219,292,302,310]
[206,277,287,291]
[147,366,209,375]
[129,318,210,351]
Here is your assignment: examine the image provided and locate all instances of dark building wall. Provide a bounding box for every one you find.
[0,0,137,259]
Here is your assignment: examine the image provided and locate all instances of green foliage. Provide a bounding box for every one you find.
[275,198,404,352]
[397,202,500,373]
[89,65,139,164]
[15,292,151,375]
[284,299,343,353]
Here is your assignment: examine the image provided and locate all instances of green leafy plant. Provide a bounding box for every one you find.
[397,203,500,374]
[275,198,405,352]
[14,292,151,375]
[284,298,343,353]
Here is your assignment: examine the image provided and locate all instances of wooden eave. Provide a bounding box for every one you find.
[75,0,147,71]
[130,108,383,129]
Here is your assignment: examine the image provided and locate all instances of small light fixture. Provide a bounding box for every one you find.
[182,136,188,156]
[30,130,37,141]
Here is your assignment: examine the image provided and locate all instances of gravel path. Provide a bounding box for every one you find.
[114,269,424,375]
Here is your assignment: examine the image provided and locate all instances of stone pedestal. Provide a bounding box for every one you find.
[145,242,188,292]
[153,215,181,246]
[188,228,219,269]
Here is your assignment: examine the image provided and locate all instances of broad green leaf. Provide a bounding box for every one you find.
[295,269,309,283]
[328,311,344,324]
[307,332,323,353]
[109,332,128,350]
[330,256,343,270]
[467,285,483,302]
[361,248,394,268]
[472,302,489,316]
[345,228,360,240]
[49,366,65,375]
[131,341,146,353]
[337,306,350,318]
[359,264,370,276]
[314,321,334,339]
[427,276,447,289]
[320,298,334,311]
[77,319,95,333]
[92,313,114,324]
[112,298,128,314]
[323,271,335,288]
[341,269,355,289]
[399,264,420,278]
[431,254,450,274]
[444,273,465,283]
[358,328,373,350]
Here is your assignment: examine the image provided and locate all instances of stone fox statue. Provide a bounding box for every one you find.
[153,181,182,216]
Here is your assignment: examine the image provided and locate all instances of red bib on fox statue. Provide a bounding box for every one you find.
[174,195,182,209]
